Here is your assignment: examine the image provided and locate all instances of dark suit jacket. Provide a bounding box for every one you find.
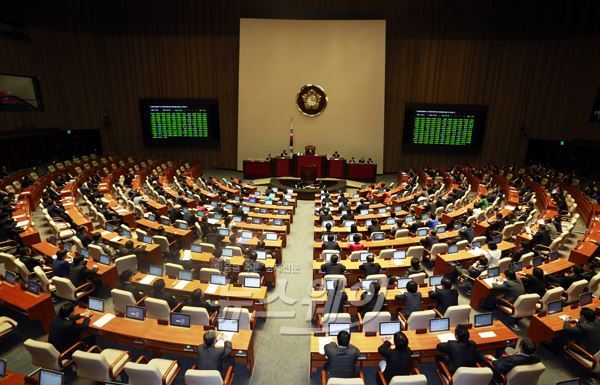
[117,281,144,301]
[437,340,482,374]
[460,227,475,243]
[420,235,439,250]
[492,353,540,375]
[359,291,385,317]
[563,319,600,353]
[359,262,382,277]
[149,290,179,309]
[322,241,340,250]
[321,262,347,275]
[493,279,524,303]
[197,341,232,373]
[428,288,459,314]
[324,343,360,378]
[52,259,71,278]
[48,314,89,352]
[378,342,412,383]
[396,292,422,317]
[186,298,219,314]
[521,275,546,297]
[69,263,95,287]
[368,224,381,234]
[324,290,348,314]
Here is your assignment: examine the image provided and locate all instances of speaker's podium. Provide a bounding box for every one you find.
[294,145,326,180]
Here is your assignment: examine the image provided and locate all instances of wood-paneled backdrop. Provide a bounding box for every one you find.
[1,0,599,172]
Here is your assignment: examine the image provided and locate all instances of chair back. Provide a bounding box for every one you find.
[144,298,171,321]
[185,369,224,385]
[111,289,136,315]
[505,362,545,385]
[180,306,211,326]
[430,243,448,260]
[588,273,600,295]
[538,287,564,312]
[124,362,163,385]
[378,249,396,260]
[33,266,53,292]
[408,272,426,285]
[518,252,534,267]
[452,367,494,385]
[52,277,77,301]
[395,229,409,238]
[498,257,512,273]
[224,246,243,256]
[238,272,260,284]
[406,246,424,260]
[406,310,436,330]
[164,263,183,278]
[365,274,388,287]
[456,240,469,251]
[0,253,18,274]
[153,236,170,253]
[472,236,486,245]
[512,294,541,318]
[72,350,110,382]
[564,279,588,304]
[327,378,364,385]
[389,374,428,385]
[115,255,137,275]
[200,243,216,253]
[362,311,391,333]
[444,305,471,326]
[220,307,251,329]
[322,313,352,331]
[324,274,347,289]
[24,339,61,371]
[199,268,221,283]
[13,259,31,279]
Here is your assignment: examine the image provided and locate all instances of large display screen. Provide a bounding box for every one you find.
[140,99,219,144]
[402,104,487,149]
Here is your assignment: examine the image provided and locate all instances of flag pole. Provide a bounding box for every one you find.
[289,118,294,154]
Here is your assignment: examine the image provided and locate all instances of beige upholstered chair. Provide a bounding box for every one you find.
[536,287,564,312]
[359,311,391,333]
[437,305,471,327]
[33,266,55,293]
[496,294,540,326]
[437,365,493,385]
[502,362,545,385]
[406,246,424,260]
[408,273,427,285]
[564,343,600,374]
[164,263,184,278]
[144,298,171,322]
[185,368,234,385]
[429,243,448,261]
[324,274,347,289]
[0,317,17,337]
[24,339,84,371]
[180,306,213,326]
[319,313,352,332]
[115,255,137,275]
[52,277,95,301]
[124,358,181,385]
[199,268,221,283]
[562,279,588,304]
[111,289,141,315]
[72,346,130,382]
[399,310,436,330]
[387,374,428,385]
[220,307,255,330]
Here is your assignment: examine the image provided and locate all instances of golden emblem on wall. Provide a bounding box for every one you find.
[296,84,327,117]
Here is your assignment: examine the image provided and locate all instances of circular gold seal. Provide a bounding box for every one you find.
[296,84,327,117]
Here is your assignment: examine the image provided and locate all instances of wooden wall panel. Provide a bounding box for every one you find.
[1,0,599,171]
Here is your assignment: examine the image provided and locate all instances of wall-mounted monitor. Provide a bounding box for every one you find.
[140,99,220,144]
[0,73,43,111]
[402,104,487,150]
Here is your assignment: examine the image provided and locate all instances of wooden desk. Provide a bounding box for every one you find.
[248,211,293,224]
[179,250,276,287]
[527,298,600,345]
[102,193,136,228]
[314,224,397,241]
[569,241,598,265]
[243,160,272,179]
[0,370,27,384]
[80,307,255,373]
[312,258,412,285]
[227,237,283,264]
[434,241,516,275]
[0,281,55,332]
[245,202,295,215]
[470,259,574,309]
[309,321,518,374]
[32,242,119,287]
[136,218,194,248]
[92,230,162,266]
[233,222,288,246]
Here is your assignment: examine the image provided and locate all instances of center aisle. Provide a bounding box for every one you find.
[249,200,315,385]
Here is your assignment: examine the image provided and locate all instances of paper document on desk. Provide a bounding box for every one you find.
[173,280,189,290]
[559,315,576,322]
[181,250,191,261]
[207,218,219,225]
[139,275,157,285]
[16,220,29,227]
[436,333,456,343]
[205,284,218,294]
[111,236,122,242]
[116,209,128,214]
[101,230,110,236]
[93,314,116,328]
[484,277,502,287]
[215,332,235,348]
[478,331,497,339]
[393,259,405,266]
[318,337,334,354]
[468,249,483,256]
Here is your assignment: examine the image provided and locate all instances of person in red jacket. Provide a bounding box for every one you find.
[347,234,365,252]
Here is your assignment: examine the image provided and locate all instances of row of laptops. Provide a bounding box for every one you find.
[145,265,263,288]
[546,292,594,314]
[2,272,42,294]
[324,274,445,291]
[326,313,495,336]
[190,243,269,260]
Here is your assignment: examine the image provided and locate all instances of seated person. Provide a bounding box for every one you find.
[367,219,381,234]
[396,280,422,318]
[186,288,219,314]
[436,324,483,374]
[359,254,381,277]
[520,267,547,297]
[321,255,347,275]
[492,269,524,303]
[455,256,488,290]
[323,279,348,314]
[358,281,385,317]
[68,255,98,288]
[405,258,428,277]
[118,240,146,257]
[483,242,502,267]
[420,230,439,250]
[18,245,43,272]
[347,234,365,252]
[376,331,412,385]
[149,278,180,309]
[48,303,94,353]
[196,330,233,377]
[459,222,476,243]
[561,307,600,354]
[117,270,144,300]
[52,250,71,278]
[426,214,440,230]
[319,209,334,222]
[483,338,540,382]
[486,213,506,240]
[209,248,227,272]
[89,233,117,258]
[242,250,265,275]
[429,277,458,314]
[322,234,340,251]
[324,331,360,378]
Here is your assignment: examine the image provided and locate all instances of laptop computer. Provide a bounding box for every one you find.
[429,275,443,287]
[547,300,563,315]
[487,267,500,278]
[39,369,64,385]
[125,305,145,321]
[148,265,163,277]
[448,244,458,254]
[217,318,239,333]
[393,250,406,260]
[27,280,41,295]
[429,318,450,332]
[328,323,350,336]
[379,322,401,336]
[169,312,191,328]
[178,270,193,281]
[556,379,581,385]
[474,312,493,327]
[243,277,261,289]
[580,291,593,306]
[4,271,16,284]
[397,278,412,289]
[0,358,5,378]
[210,274,227,285]
[88,297,104,312]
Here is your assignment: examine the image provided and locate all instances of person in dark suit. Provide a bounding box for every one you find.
[196,330,233,376]
[319,209,334,222]
[562,307,600,353]
[520,267,547,297]
[18,246,43,272]
[52,250,71,278]
[358,281,385,317]
[405,258,428,277]
[420,230,439,250]
[526,224,551,249]
[484,338,540,381]
[118,240,146,257]
[324,331,360,378]
[48,303,94,353]
[459,222,476,243]
[323,279,348,314]
[149,279,180,309]
[186,288,219,315]
[242,250,265,275]
[116,270,144,300]
[436,325,483,374]
[396,280,422,318]
[376,331,412,385]
[429,278,458,314]
[68,255,98,287]
[367,219,381,234]
[322,235,340,251]
[485,213,506,240]
[359,255,382,277]
[321,255,347,274]
[492,269,524,303]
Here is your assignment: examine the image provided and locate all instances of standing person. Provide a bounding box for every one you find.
[376,332,412,385]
